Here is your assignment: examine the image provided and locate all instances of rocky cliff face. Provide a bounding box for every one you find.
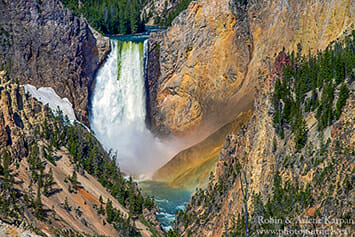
[173,37,355,236]
[0,71,162,236]
[146,0,354,137]
[142,0,192,26]
[153,109,253,190]
[0,0,110,126]
[142,0,171,25]
[147,0,252,137]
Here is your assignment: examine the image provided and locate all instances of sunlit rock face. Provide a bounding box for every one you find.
[152,109,253,191]
[146,0,354,138]
[147,0,252,138]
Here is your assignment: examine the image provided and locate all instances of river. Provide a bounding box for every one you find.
[89,35,191,231]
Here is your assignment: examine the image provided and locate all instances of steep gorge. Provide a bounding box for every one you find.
[0,0,353,235]
[173,31,355,236]
[146,0,354,196]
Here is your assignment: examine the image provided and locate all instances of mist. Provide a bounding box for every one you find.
[89,39,184,177]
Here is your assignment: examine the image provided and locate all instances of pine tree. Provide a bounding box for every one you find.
[106,199,113,223]
[42,118,49,139]
[129,0,138,33]
[44,168,54,197]
[70,170,78,190]
[64,197,71,212]
[335,52,345,84]
[293,111,307,150]
[34,184,44,219]
[29,143,40,171]
[98,204,105,215]
[39,163,44,189]
[0,153,2,175]
[335,83,350,119]
[167,229,179,237]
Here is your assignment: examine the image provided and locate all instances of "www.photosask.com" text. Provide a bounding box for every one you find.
[255,228,349,236]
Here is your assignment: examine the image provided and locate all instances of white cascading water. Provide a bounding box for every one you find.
[90,39,177,177]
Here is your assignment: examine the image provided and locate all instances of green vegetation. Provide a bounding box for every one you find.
[61,0,146,35]
[139,216,159,237]
[226,138,354,236]
[0,90,155,235]
[166,229,179,237]
[155,0,193,26]
[64,123,151,216]
[175,157,243,233]
[105,199,140,236]
[173,32,354,237]
[226,172,314,236]
[156,0,249,27]
[68,170,79,191]
[335,83,349,119]
[43,168,55,197]
[273,31,355,149]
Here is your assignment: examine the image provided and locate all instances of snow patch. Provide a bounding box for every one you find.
[23,84,76,122]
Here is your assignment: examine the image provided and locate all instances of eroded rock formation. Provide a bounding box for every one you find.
[0,70,163,236]
[0,0,110,125]
[174,43,355,236]
[147,0,353,137]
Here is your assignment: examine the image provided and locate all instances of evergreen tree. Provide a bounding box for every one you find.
[293,111,307,150]
[167,229,179,237]
[64,197,71,212]
[130,1,138,33]
[29,143,40,172]
[62,0,145,35]
[98,204,105,215]
[335,83,350,119]
[272,32,353,151]
[34,184,43,219]
[44,168,54,197]
[42,118,49,139]
[106,199,113,223]
[70,170,78,190]
[0,153,2,175]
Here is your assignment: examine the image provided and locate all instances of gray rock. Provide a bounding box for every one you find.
[0,0,110,126]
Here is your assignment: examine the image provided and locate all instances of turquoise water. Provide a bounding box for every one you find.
[110,26,162,42]
[111,34,149,43]
[139,181,193,231]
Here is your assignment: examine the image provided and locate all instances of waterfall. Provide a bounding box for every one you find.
[90,39,176,177]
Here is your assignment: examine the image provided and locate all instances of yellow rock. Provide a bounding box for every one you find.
[147,0,354,139]
[153,110,253,190]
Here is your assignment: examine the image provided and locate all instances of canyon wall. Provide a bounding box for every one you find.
[153,109,253,190]
[0,0,110,125]
[146,0,353,137]
[0,70,162,236]
[175,45,355,236]
[147,0,252,137]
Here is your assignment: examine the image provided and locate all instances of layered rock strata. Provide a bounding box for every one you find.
[146,0,353,137]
